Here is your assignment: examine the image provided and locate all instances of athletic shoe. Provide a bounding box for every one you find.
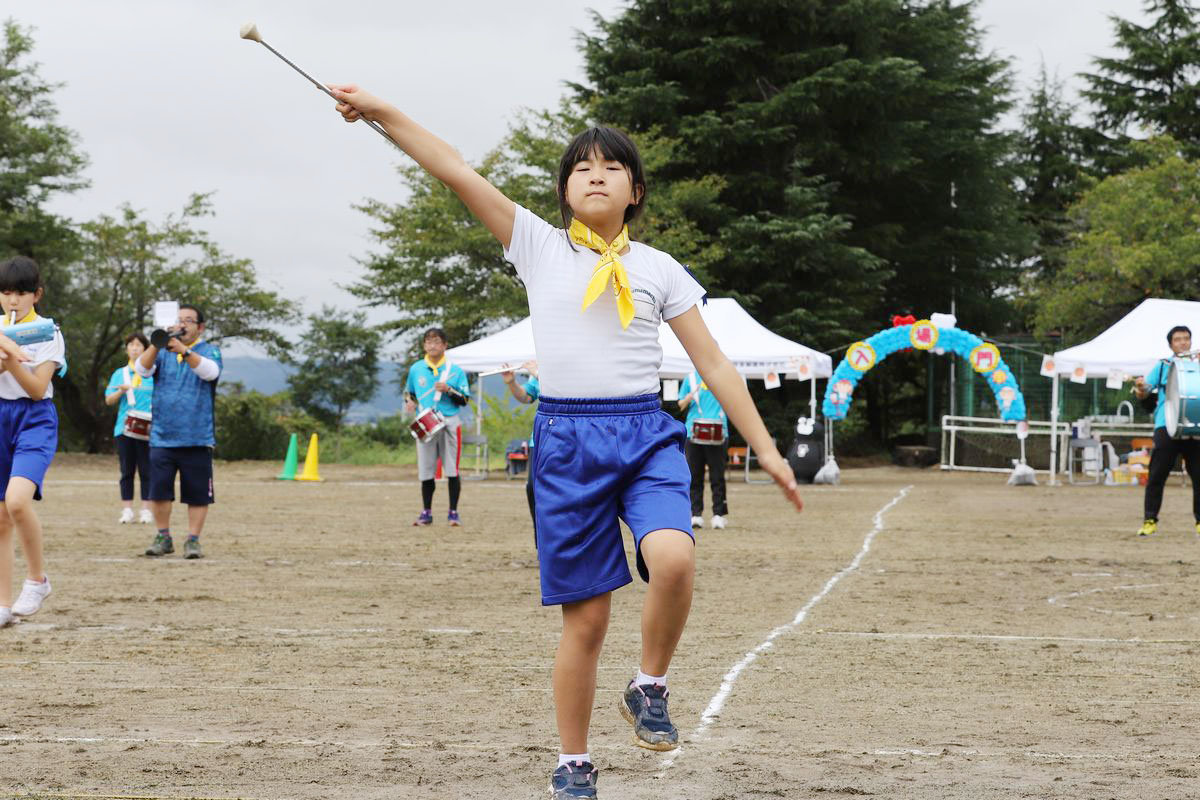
[145,532,174,556]
[138,508,155,524]
[448,510,461,527]
[690,515,704,529]
[550,761,598,799]
[413,509,433,526]
[711,515,727,530]
[620,680,679,751]
[12,577,51,617]
[1137,519,1158,537]
[0,607,12,628]
[118,508,135,524]
[183,537,203,560]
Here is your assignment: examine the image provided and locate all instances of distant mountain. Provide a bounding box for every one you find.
[219,357,516,423]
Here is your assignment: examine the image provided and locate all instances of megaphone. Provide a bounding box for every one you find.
[150,328,185,349]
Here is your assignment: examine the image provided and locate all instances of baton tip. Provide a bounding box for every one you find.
[239,22,262,42]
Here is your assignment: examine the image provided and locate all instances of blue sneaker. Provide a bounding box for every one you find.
[620,681,679,751]
[550,760,598,799]
[412,509,433,526]
[448,509,461,527]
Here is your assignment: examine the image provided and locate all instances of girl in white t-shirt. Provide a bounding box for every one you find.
[327,85,803,798]
[0,257,65,628]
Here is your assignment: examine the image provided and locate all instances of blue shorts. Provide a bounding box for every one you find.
[0,398,58,501]
[149,446,215,505]
[532,394,693,606]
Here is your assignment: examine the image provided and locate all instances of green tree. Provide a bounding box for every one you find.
[1032,137,1200,342]
[1081,0,1200,160]
[0,19,88,268]
[56,195,299,452]
[285,305,383,457]
[1013,68,1094,285]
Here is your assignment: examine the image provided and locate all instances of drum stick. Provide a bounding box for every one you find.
[476,365,531,378]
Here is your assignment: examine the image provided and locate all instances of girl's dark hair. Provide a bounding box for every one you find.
[125,332,150,348]
[0,256,43,294]
[556,127,647,230]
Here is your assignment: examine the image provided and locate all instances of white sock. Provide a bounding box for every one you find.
[636,669,666,688]
[558,752,590,767]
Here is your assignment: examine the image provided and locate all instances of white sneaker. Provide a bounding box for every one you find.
[711,515,727,530]
[12,577,51,617]
[118,508,135,524]
[138,508,154,524]
[0,607,12,627]
[691,515,704,529]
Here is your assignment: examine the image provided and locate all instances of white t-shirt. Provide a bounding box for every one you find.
[504,205,706,398]
[0,330,65,400]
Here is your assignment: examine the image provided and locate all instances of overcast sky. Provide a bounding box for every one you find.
[6,0,1150,356]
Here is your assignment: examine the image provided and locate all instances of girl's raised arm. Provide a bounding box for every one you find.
[328,84,516,248]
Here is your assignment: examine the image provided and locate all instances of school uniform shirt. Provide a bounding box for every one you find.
[405,357,469,417]
[138,341,222,448]
[1146,357,1200,429]
[0,326,66,400]
[503,205,706,398]
[679,372,728,439]
[106,364,154,437]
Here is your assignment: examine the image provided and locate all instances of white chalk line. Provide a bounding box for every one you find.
[817,630,1200,646]
[0,733,509,751]
[873,746,1200,761]
[660,484,912,771]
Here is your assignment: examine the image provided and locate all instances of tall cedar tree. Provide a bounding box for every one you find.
[1081,0,1200,164]
[577,0,1028,344]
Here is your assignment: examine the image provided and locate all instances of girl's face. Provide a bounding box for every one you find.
[564,148,642,231]
[126,338,145,361]
[0,289,41,322]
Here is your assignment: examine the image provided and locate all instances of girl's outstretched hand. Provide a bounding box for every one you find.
[326,84,387,123]
[760,452,804,511]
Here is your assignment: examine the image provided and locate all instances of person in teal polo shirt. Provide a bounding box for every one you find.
[1133,324,1200,537]
[135,304,222,560]
[405,327,470,526]
[679,371,729,530]
[104,332,154,524]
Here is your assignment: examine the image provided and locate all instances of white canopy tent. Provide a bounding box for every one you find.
[1045,298,1200,483]
[446,297,833,415]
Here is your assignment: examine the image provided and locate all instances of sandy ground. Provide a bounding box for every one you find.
[1,454,1199,799]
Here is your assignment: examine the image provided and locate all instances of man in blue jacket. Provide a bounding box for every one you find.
[135,304,222,559]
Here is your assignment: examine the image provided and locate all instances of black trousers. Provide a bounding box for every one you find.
[116,434,151,502]
[1144,426,1200,521]
[686,441,728,516]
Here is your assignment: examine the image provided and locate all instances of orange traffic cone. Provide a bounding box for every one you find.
[297,433,323,482]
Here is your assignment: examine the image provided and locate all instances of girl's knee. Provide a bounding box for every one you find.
[645,544,694,589]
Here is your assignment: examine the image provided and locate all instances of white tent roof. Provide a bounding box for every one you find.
[446,298,832,380]
[1051,298,1200,377]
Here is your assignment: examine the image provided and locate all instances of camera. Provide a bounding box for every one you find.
[150,328,185,349]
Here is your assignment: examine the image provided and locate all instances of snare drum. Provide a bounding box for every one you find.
[1165,361,1200,437]
[122,410,152,441]
[689,418,726,445]
[409,407,447,442]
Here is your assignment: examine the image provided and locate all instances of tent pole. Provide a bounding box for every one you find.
[809,376,816,418]
[476,377,483,437]
[1049,373,1060,486]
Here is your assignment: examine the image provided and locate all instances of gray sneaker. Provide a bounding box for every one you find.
[183,537,203,560]
[550,761,598,799]
[144,533,174,557]
[620,681,679,751]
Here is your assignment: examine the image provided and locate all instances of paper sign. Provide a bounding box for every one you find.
[1070,364,1088,384]
[790,355,812,380]
[1039,355,1057,378]
[153,301,179,329]
[1106,369,1124,390]
[661,380,679,402]
[764,371,781,390]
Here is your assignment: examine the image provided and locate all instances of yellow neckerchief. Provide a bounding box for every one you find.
[126,360,143,389]
[0,309,37,327]
[571,218,635,329]
[424,354,448,377]
[178,336,202,364]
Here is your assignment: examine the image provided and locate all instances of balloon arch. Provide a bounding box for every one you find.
[822,320,1027,422]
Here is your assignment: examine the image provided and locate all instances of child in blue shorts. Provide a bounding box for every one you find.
[0,257,64,628]
[328,85,803,798]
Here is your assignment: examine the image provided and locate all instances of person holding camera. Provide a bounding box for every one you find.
[134,304,222,559]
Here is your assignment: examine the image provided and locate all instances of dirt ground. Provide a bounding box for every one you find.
[2,454,1199,799]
